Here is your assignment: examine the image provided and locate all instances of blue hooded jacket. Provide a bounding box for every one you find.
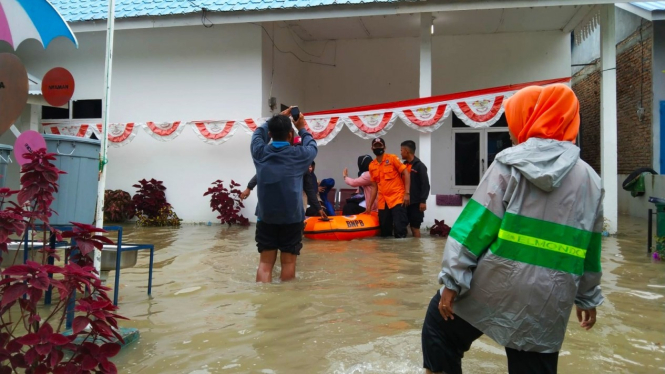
[251,123,318,224]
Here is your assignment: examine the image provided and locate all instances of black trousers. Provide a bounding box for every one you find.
[422,291,559,374]
[378,203,408,238]
[342,202,366,215]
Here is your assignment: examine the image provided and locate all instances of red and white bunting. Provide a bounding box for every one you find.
[343,112,397,140]
[397,104,451,133]
[188,120,238,145]
[106,123,139,147]
[240,118,270,134]
[305,117,344,146]
[43,122,96,138]
[143,121,185,141]
[38,78,570,147]
[450,94,510,128]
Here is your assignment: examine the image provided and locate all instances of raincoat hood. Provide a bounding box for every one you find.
[495,138,580,192]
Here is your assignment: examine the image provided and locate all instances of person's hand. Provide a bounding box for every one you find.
[294,113,307,131]
[419,203,427,212]
[403,193,411,206]
[343,168,348,178]
[364,208,372,215]
[576,306,597,330]
[318,186,325,193]
[240,188,251,200]
[438,288,457,321]
[280,106,292,116]
[319,209,328,219]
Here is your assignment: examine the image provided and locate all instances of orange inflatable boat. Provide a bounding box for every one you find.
[304,213,380,241]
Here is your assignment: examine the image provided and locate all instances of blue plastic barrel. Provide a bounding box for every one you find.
[0,144,12,188]
[43,135,100,225]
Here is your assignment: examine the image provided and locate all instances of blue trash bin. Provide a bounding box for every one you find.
[43,135,101,225]
[0,144,12,188]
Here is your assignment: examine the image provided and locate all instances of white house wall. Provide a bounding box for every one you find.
[4,23,570,226]
[305,30,570,227]
[7,24,264,223]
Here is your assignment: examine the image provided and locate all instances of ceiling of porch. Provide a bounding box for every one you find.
[285,5,589,41]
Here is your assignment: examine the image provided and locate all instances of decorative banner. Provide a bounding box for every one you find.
[343,112,397,139]
[240,118,270,134]
[36,77,571,147]
[105,123,139,147]
[43,122,94,138]
[451,94,508,128]
[397,104,451,132]
[14,130,46,165]
[41,67,75,107]
[305,117,344,146]
[0,53,28,136]
[189,120,238,145]
[143,121,184,141]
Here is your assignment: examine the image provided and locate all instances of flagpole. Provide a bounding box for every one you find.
[94,0,116,274]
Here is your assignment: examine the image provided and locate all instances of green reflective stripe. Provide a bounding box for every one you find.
[585,233,602,273]
[501,212,593,250]
[498,229,586,258]
[449,199,502,256]
[491,236,585,275]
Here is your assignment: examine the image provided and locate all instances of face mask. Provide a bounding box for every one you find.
[372,148,385,156]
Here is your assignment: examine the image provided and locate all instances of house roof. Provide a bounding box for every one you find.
[630,1,665,12]
[51,0,408,23]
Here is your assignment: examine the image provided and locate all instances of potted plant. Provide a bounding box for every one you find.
[204,180,249,226]
[132,179,180,227]
[103,190,135,223]
[0,149,127,373]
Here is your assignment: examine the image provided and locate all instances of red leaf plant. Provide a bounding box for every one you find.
[204,180,249,226]
[429,219,452,238]
[0,148,127,373]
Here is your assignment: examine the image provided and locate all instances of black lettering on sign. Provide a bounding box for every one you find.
[49,84,69,90]
[345,220,364,228]
[0,82,5,88]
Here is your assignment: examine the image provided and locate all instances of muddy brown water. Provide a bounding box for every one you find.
[108,216,663,373]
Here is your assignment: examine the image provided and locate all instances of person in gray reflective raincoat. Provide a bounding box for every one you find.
[421,84,604,374]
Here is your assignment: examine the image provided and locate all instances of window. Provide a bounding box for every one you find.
[452,113,511,190]
[41,99,102,120]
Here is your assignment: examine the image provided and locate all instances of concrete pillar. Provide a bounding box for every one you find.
[600,5,618,234]
[419,13,432,176]
[29,104,40,132]
[653,21,665,174]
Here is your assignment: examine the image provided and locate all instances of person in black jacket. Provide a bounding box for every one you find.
[400,140,431,238]
[241,161,325,218]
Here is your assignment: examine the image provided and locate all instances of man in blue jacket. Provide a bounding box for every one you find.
[251,107,317,283]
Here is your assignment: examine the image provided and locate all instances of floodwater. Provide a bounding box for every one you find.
[109,216,664,374]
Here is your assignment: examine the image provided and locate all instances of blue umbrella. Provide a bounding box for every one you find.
[0,0,77,49]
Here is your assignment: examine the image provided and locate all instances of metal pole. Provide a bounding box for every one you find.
[648,208,653,254]
[94,0,116,274]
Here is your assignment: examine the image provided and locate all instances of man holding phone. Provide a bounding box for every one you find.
[251,106,317,283]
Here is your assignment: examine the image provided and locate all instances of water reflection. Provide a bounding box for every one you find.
[108,217,664,374]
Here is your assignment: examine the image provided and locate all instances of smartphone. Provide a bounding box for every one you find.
[291,106,300,121]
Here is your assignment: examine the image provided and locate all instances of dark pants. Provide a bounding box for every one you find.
[342,202,366,215]
[378,203,408,238]
[422,291,559,374]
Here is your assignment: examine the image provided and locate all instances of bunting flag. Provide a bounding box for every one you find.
[305,116,344,145]
[189,120,238,145]
[343,112,397,140]
[38,77,571,147]
[43,122,95,138]
[143,121,184,141]
[450,94,509,128]
[397,104,451,132]
[106,123,139,147]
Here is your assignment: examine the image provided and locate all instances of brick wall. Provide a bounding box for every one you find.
[573,24,653,174]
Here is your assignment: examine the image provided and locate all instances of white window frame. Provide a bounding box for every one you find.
[451,126,510,194]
